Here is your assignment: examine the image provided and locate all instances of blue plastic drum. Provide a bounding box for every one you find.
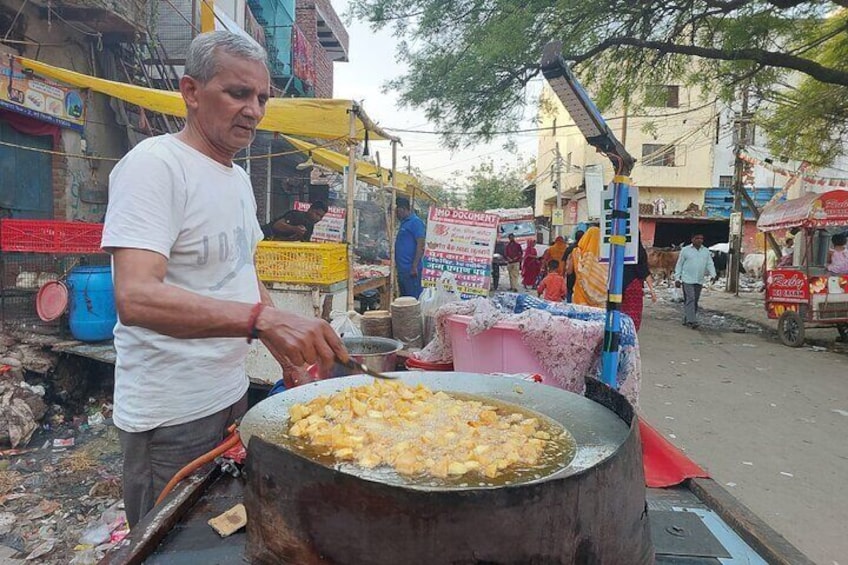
[67,265,117,342]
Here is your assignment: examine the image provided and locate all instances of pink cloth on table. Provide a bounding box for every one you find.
[418,298,641,406]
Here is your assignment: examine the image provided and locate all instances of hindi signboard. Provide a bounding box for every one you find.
[422,207,499,297]
[293,201,346,242]
[1,58,86,131]
[600,183,639,265]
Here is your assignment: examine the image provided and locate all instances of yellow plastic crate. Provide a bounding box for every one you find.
[255,242,348,285]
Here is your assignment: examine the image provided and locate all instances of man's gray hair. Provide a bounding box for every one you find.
[184,31,268,83]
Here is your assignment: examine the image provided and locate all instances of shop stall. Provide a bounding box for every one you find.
[8,58,439,385]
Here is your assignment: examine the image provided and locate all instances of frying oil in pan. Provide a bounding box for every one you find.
[266,392,576,489]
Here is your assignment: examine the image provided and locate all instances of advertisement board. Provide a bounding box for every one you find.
[766,270,810,303]
[1,58,86,130]
[599,183,639,265]
[422,207,499,297]
[293,201,346,242]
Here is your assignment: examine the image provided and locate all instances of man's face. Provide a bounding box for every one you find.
[396,207,409,220]
[308,209,326,224]
[181,51,270,159]
[508,235,515,243]
[692,235,704,248]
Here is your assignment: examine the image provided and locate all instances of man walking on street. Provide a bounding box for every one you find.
[395,197,426,298]
[504,234,523,292]
[674,233,717,329]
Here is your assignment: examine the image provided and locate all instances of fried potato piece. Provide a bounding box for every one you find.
[287,381,559,480]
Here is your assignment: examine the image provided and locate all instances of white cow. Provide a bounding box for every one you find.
[742,253,765,279]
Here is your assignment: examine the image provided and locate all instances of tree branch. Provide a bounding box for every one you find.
[568,37,848,85]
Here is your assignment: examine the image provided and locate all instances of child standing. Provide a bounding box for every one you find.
[537,260,567,302]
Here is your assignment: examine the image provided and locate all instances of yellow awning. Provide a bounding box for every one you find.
[16,57,391,141]
[282,136,436,203]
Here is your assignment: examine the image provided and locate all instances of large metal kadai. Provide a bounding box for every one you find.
[240,372,653,564]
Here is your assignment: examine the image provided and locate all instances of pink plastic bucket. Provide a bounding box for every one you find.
[446,314,546,375]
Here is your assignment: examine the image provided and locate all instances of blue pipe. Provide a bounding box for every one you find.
[600,175,631,388]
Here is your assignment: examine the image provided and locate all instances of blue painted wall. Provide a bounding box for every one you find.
[703,187,785,220]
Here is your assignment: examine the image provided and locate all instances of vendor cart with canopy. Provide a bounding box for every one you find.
[757,189,848,346]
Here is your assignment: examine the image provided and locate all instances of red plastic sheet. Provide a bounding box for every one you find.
[640,418,709,488]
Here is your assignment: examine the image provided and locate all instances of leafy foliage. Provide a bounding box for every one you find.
[759,9,848,165]
[349,0,848,163]
[465,160,531,211]
[424,182,465,208]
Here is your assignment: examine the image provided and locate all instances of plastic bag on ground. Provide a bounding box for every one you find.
[420,272,461,345]
[669,286,683,303]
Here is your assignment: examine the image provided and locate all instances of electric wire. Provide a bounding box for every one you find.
[2,0,28,41]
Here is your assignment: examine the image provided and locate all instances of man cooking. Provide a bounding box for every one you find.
[102,31,347,528]
[262,200,328,242]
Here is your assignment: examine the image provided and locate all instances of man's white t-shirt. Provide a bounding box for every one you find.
[102,135,263,433]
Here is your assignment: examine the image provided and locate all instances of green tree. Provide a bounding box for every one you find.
[760,10,848,165]
[426,183,464,208]
[350,1,848,164]
[465,160,529,211]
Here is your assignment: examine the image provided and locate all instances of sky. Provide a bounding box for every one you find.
[331,0,541,186]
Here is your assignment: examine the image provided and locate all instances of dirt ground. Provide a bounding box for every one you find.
[639,290,848,565]
[1,279,845,563]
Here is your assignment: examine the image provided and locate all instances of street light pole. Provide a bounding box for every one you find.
[540,41,636,389]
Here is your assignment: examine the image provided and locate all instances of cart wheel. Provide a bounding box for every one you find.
[837,323,848,342]
[778,310,805,347]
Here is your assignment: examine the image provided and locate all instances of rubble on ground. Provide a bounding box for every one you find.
[0,400,124,564]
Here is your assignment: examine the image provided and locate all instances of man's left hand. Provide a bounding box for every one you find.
[410,266,419,277]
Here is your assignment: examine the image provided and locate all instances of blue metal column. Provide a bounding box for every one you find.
[600,174,631,388]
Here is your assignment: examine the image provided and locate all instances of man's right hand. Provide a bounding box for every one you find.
[256,309,347,376]
[294,225,307,237]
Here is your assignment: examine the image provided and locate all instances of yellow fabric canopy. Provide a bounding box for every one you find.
[282,136,436,203]
[17,57,390,141]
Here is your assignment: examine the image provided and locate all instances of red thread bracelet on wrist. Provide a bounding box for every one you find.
[246,302,265,344]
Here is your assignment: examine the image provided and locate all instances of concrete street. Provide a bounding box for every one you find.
[639,288,848,565]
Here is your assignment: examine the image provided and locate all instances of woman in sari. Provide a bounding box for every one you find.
[621,241,657,330]
[521,240,542,288]
[542,236,569,276]
[566,226,608,308]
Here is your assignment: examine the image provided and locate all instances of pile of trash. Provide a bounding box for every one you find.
[0,394,125,563]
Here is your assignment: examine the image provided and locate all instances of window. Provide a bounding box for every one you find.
[645,85,680,108]
[719,176,733,189]
[641,144,676,167]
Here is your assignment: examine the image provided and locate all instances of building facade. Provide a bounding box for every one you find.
[535,81,848,251]
[1,0,147,222]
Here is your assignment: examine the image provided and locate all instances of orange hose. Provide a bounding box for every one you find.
[155,428,242,506]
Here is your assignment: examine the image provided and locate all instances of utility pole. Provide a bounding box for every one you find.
[726,89,750,295]
[555,142,563,238]
[404,156,415,209]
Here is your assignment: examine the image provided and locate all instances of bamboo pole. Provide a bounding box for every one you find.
[346,109,357,311]
[200,0,215,32]
[390,141,398,300]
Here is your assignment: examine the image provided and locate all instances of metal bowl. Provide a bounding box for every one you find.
[326,336,403,378]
